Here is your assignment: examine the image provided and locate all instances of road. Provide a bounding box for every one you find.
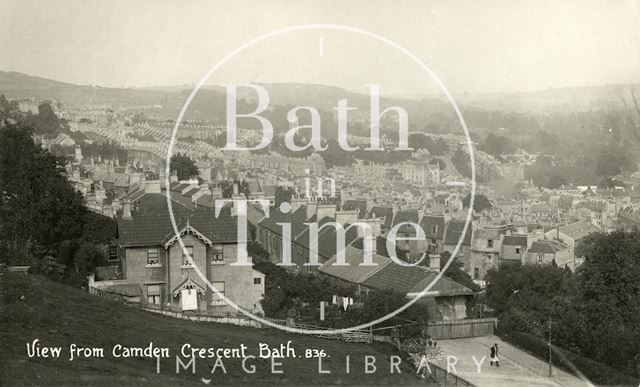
[433,335,591,387]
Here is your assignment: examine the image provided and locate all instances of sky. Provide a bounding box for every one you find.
[0,0,639,95]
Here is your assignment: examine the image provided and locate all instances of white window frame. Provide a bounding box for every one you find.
[146,247,159,266]
[210,281,226,306]
[182,246,194,267]
[211,244,224,264]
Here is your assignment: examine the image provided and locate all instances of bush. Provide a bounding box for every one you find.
[501,332,638,386]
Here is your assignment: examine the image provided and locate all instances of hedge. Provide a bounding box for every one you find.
[500,332,638,386]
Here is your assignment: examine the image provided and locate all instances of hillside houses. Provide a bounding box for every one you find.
[543,219,600,269]
[101,189,265,314]
[252,196,601,288]
[470,226,505,285]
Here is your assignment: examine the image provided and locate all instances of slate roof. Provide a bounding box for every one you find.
[247,180,262,194]
[444,220,473,246]
[502,234,528,246]
[472,228,503,240]
[368,206,394,228]
[118,195,237,247]
[194,194,217,208]
[343,199,367,219]
[170,183,190,192]
[130,192,194,212]
[258,205,309,237]
[183,187,200,198]
[393,210,420,233]
[361,263,473,296]
[531,203,552,213]
[169,182,183,191]
[318,246,390,283]
[528,240,568,254]
[558,220,600,241]
[407,272,475,296]
[420,215,446,240]
[263,185,277,197]
[350,236,390,257]
[294,219,359,261]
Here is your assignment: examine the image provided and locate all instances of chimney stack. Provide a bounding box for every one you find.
[122,198,132,220]
[335,209,359,226]
[305,197,317,219]
[362,233,377,257]
[316,203,336,221]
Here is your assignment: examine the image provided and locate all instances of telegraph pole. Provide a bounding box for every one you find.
[547,319,553,377]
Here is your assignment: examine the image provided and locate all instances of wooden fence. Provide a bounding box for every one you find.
[92,287,127,302]
[88,286,495,343]
[425,318,497,340]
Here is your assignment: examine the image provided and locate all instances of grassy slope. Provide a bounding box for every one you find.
[0,271,422,386]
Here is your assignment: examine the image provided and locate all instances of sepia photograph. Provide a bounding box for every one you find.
[1,1,639,386]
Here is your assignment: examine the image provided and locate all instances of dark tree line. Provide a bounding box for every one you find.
[169,153,199,180]
[486,230,640,382]
[0,120,116,286]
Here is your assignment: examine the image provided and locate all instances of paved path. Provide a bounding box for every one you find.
[434,336,592,387]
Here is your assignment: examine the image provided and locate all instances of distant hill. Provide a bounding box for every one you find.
[452,84,640,112]
[2,70,638,115]
[0,270,420,386]
[0,71,172,107]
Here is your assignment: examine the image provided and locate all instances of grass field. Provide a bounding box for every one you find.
[0,270,423,386]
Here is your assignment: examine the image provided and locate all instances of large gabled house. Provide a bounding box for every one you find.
[524,239,571,267]
[544,219,600,270]
[115,191,265,314]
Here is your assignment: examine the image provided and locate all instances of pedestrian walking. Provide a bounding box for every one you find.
[490,343,500,367]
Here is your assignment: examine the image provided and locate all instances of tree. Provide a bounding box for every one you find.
[429,158,446,171]
[462,193,492,212]
[485,263,579,347]
[481,133,516,158]
[220,179,250,198]
[0,122,118,266]
[23,102,63,136]
[574,231,640,374]
[439,251,480,291]
[558,195,574,210]
[275,186,295,207]
[73,243,107,276]
[0,94,19,121]
[0,124,87,265]
[169,153,199,180]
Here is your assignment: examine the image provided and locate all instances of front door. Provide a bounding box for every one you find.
[180,285,198,311]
